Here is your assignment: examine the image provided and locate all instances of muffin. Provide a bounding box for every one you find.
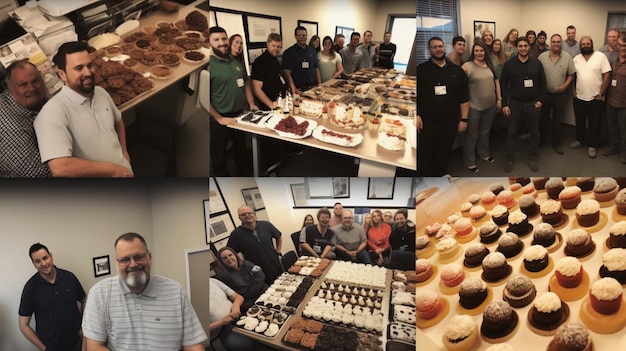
[416,290,443,320]
[540,199,563,225]
[532,223,557,247]
[503,274,536,308]
[497,233,523,258]
[454,218,473,237]
[532,177,549,190]
[416,258,433,282]
[518,195,539,217]
[416,235,432,253]
[436,236,459,259]
[575,199,600,227]
[529,292,568,333]
[608,221,626,248]
[468,193,481,205]
[550,323,591,351]
[480,300,518,341]
[510,183,522,199]
[440,263,465,288]
[564,229,594,257]
[470,205,488,222]
[599,248,626,284]
[506,210,530,236]
[442,315,478,351]
[545,178,565,200]
[479,221,502,244]
[522,183,537,198]
[425,223,442,237]
[593,177,619,202]
[523,245,549,272]
[458,278,488,309]
[482,252,510,281]
[555,257,583,288]
[559,186,582,209]
[464,243,490,268]
[436,225,453,239]
[481,191,498,209]
[490,183,505,196]
[447,213,461,225]
[461,202,473,217]
[491,205,509,226]
[589,277,623,315]
[497,190,516,209]
[576,177,595,192]
[616,188,626,215]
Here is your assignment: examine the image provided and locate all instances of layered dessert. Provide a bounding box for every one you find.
[616,188,626,215]
[593,177,619,202]
[545,178,565,200]
[479,221,502,244]
[564,229,594,257]
[589,277,623,315]
[491,205,509,226]
[442,315,478,351]
[416,290,443,320]
[497,233,523,258]
[490,183,505,196]
[599,248,626,284]
[507,210,530,235]
[458,278,488,309]
[503,274,536,308]
[440,263,465,288]
[528,292,568,334]
[436,236,460,259]
[480,300,518,342]
[518,194,539,217]
[461,202,473,217]
[510,183,522,199]
[468,193,481,205]
[482,252,510,281]
[575,199,600,227]
[470,205,488,222]
[416,258,433,283]
[532,223,557,247]
[463,243,490,268]
[608,221,626,248]
[555,257,584,289]
[454,218,473,237]
[496,190,516,209]
[549,323,591,351]
[523,245,549,272]
[540,199,563,225]
[481,191,498,209]
[559,186,582,209]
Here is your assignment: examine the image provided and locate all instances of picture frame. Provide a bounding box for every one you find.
[367,178,396,199]
[241,187,265,211]
[332,177,350,198]
[473,20,495,40]
[305,177,334,198]
[245,14,282,44]
[290,183,306,207]
[93,255,111,277]
[298,20,318,37]
[208,212,236,243]
[209,177,228,216]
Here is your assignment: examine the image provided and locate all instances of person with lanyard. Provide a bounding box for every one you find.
[282,26,320,95]
[208,26,257,176]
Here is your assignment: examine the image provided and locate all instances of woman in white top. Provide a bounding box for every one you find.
[461,41,502,173]
[317,36,344,83]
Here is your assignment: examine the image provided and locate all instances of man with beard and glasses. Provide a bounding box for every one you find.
[417,37,469,176]
[571,36,611,158]
[299,207,337,259]
[208,26,256,176]
[227,206,283,285]
[500,36,547,172]
[82,233,207,351]
[19,243,86,351]
[1,60,52,177]
[33,41,132,177]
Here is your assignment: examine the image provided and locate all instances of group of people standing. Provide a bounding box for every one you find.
[418,24,626,176]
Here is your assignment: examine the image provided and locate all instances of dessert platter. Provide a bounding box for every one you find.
[281,317,383,351]
[417,177,626,351]
[235,305,288,338]
[265,115,317,139]
[285,256,331,277]
[311,126,363,147]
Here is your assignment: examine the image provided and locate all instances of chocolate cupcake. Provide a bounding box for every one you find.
[575,199,600,227]
[497,233,523,258]
[593,177,619,202]
[533,223,557,247]
[490,183,505,196]
[530,292,567,331]
[464,243,490,268]
[479,222,502,244]
[481,300,518,340]
[503,274,536,308]
[608,221,626,248]
[576,177,595,192]
[545,178,565,200]
[616,177,626,189]
[523,245,549,272]
[589,277,623,315]
[616,188,626,215]
[514,177,530,186]
[519,194,539,217]
[507,210,530,235]
[540,200,563,226]
[599,248,626,284]
[482,252,510,281]
[564,229,594,257]
[532,177,549,190]
[550,323,591,351]
[458,278,488,309]
[555,257,583,288]
[559,186,582,210]
[491,205,509,226]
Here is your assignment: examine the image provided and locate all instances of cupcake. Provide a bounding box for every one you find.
[616,188,626,215]
[497,233,523,258]
[481,300,518,341]
[559,186,582,209]
[506,210,529,236]
[515,177,531,186]
[550,323,591,351]
[468,193,481,205]
[545,178,565,200]
[615,177,626,189]
[540,199,563,225]
[523,245,549,272]
[464,243,490,268]
[479,222,502,244]
[564,229,594,257]
[522,183,537,198]
[576,177,595,192]
[416,290,442,319]
[575,199,600,227]
[482,252,510,281]
[436,236,459,258]
[518,195,539,217]
[589,277,623,314]
[470,205,488,222]
[593,177,619,202]
[458,278,488,309]
[481,191,498,209]
[497,190,516,209]
[490,183,505,196]
[461,202,473,217]
[454,218,473,237]
[503,274,536,308]
[442,315,478,351]
[416,258,433,282]
[510,183,522,198]
[599,248,626,283]
[436,225,453,239]
[416,236,432,252]
[533,223,557,247]
[491,205,509,226]
[608,221,626,248]
[529,292,567,332]
[555,257,583,288]
[425,223,442,237]
[532,177,549,190]
[447,214,461,225]
[440,263,465,288]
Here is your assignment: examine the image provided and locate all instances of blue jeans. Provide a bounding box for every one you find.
[463,105,496,167]
[573,98,602,147]
[607,104,626,156]
[219,324,260,350]
[506,100,541,160]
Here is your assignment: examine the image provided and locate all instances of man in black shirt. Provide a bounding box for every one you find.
[376,32,396,69]
[500,36,547,172]
[251,33,287,110]
[417,37,469,176]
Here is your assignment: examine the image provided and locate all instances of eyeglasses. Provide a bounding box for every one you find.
[116,253,148,266]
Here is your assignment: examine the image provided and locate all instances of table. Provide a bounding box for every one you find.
[233,261,395,350]
[417,177,626,351]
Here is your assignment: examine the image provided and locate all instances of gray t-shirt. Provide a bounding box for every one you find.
[331,224,367,251]
[462,61,497,111]
[340,46,363,75]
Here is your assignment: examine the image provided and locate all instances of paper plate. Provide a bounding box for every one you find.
[115,20,139,36]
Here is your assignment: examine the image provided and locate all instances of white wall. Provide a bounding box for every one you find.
[0,179,209,351]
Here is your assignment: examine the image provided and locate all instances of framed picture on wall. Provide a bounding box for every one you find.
[473,20,495,40]
[241,187,265,211]
[305,177,334,198]
[367,178,395,199]
[209,177,228,216]
[332,177,349,198]
[298,20,318,37]
[93,255,110,277]
[290,183,306,207]
[245,14,281,44]
[208,212,236,243]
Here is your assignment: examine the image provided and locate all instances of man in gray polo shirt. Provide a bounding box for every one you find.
[331,209,371,263]
[82,233,207,350]
[341,32,363,76]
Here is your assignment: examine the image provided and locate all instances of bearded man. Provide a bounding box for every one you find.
[82,233,207,351]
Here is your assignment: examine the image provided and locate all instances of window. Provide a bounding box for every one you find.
[417,0,459,63]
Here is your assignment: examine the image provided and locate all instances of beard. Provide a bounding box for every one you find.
[72,76,95,95]
[125,269,148,289]
[581,47,593,55]
[212,44,230,58]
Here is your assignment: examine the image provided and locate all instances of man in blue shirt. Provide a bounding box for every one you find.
[282,26,320,95]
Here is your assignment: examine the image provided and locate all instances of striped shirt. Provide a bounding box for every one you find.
[82,274,207,350]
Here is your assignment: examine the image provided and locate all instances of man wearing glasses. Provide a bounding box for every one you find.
[282,26,320,95]
[227,205,283,285]
[82,233,207,350]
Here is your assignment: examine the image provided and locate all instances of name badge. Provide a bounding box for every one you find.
[279,75,286,85]
[302,61,310,69]
[236,78,244,88]
[313,245,321,253]
[524,79,534,88]
[434,85,447,95]
[612,79,618,87]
